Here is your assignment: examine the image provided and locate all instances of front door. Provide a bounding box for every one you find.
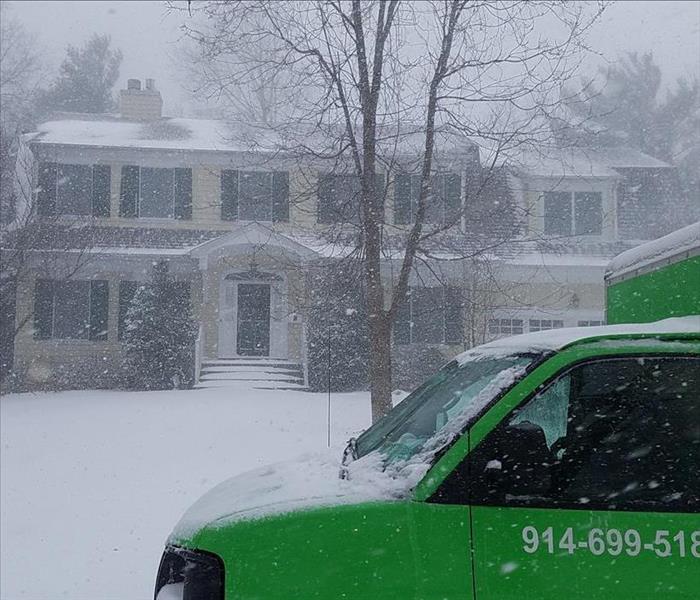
[236,283,270,356]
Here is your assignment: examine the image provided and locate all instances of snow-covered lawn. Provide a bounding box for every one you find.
[0,385,371,599]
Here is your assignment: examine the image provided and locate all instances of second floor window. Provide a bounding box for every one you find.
[394,173,461,225]
[119,166,192,219]
[317,173,362,224]
[37,162,111,217]
[543,191,603,237]
[221,170,289,222]
[316,173,385,224]
[394,287,463,345]
[33,279,108,341]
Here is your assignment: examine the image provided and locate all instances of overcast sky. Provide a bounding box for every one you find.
[6,0,700,116]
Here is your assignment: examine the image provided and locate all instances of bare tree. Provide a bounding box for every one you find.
[173,0,605,421]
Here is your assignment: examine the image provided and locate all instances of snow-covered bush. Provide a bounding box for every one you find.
[121,261,196,390]
[391,345,448,394]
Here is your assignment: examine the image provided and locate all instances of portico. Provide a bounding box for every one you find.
[189,223,318,363]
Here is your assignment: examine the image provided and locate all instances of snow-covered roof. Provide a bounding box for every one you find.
[514,146,671,179]
[28,114,478,159]
[606,221,700,281]
[456,316,700,363]
[30,116,248,153]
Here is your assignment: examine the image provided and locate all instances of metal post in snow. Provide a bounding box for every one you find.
[327,318,331,448]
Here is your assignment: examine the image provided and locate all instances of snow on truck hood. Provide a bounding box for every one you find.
[455,316,700,364]
[170,450,428,542]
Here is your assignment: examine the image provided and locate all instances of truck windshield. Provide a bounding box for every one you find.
[355,354,538,463]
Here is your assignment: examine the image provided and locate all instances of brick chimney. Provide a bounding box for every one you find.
[119,78,163,120]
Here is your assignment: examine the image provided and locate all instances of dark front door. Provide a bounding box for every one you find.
[236,283,271,356]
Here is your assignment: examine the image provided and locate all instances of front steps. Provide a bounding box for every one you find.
[196,357,306,390]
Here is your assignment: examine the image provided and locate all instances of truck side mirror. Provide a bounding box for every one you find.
[481,421,553,499]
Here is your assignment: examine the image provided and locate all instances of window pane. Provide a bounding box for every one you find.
[53,281,90,339]
[412,288,444,344]
[394,174,413,224]
[578,320,604,327]
[239,171,272,221]
[318,174,361,224]
[140,168,173,218]
[574,192,603,235]
[543,191,572,236]
[512,376,570,448]
[470,356,700,511]
[56,164,92,215]
[393,296,411,345]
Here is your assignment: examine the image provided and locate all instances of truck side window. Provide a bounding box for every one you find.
[434,356,700,512]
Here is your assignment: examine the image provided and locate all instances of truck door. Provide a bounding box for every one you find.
[466,355,699,599]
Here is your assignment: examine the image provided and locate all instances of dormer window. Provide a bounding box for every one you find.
[543,191,603,237]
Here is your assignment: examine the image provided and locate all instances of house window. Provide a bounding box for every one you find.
[488,319,524,336]
[119,166,192,219]
[221,170,289,222]
[317,173,362,224]
[316,173,386,224]
[578,320,604,327]
[394,173,461,225]
[394,287,463,345]
[543,191,603,236]
[33,279,109,341]
[37,162,111,217]
[528,319,564,332]
[140,168,175,218]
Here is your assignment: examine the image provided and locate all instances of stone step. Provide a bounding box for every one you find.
[200,372,303,382]
[194,379,306,390]
[196,356,306,390]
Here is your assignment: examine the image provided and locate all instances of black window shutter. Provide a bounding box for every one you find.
[173,168,193,220]
[37,163,57,217]
[444,287,464,345]
[34,279,54,339]
[394,173,412,224]
[317,174,333,224]
[444,173,462,225]
[272,171,289,223]
[221,170,238,221]
[91,165,111,217]
[374,173,386,221]
[119,166,139,217]
[118,281,139,340]
[89,280,109,341]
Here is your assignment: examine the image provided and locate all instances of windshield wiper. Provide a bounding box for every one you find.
[339,437,358,480]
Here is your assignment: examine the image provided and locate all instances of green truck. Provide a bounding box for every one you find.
[155,226,699,600]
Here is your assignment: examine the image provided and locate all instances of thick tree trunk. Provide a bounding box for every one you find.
[363,172,393,422]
